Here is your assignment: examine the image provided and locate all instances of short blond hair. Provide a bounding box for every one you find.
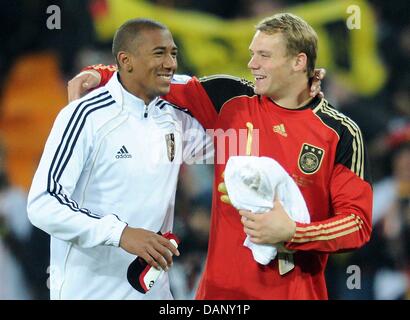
[256,13,318,78]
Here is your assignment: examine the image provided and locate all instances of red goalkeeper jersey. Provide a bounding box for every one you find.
[88,67,373,300]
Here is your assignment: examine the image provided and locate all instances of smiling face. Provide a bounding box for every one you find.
[248,30,294,98]
[132,28,177,101]
[119,28,178,103]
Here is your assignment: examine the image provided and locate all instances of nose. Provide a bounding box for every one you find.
[163,54,177,70]
[247,55,258,70]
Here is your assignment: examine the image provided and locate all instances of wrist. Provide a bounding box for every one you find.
[286,220,297,242]
[119,225,131,249]
[75,70,100,81]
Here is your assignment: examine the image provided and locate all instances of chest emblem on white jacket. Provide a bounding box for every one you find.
[115,145,132,159]
[165,133,175,162]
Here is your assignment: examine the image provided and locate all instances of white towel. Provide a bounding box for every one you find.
[224,156,310,265]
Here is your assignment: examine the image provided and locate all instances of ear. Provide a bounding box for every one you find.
[117,51,133,72]
[293,52,307,73]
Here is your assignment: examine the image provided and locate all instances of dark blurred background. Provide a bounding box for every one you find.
[0,0,408,300]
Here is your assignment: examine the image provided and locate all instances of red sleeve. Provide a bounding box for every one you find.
[81,66,218,129]
[81,64,117,87]
[164,77,218,130]
[285,154,373,253]
[285,110,373,253]
[165,75,254,129]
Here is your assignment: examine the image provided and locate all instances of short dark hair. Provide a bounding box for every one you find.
[112,18,168,66]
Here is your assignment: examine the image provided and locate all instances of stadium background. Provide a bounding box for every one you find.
[0,0,408,299]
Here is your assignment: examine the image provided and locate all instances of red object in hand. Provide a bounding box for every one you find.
[127,232,180,293]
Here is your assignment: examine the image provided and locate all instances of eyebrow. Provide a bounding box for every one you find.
[152,46,178,51]
[249,48,271,52]
[249,49,272,56]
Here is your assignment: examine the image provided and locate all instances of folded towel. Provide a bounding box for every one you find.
[224,156,310,265]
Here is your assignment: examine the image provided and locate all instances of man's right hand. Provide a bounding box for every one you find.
[119,226,180,271]
[67,70,101,102]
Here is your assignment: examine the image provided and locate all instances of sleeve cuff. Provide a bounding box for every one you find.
[285,221,305,248]
[106,216,128,247]
[81,64,117,86]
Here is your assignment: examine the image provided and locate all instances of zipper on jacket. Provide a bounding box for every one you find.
[143,105,148,118]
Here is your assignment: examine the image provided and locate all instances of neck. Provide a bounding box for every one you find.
[270,76,313,109]
[118,72,153,105]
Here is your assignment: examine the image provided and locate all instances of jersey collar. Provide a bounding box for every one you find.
[265,95,322,111]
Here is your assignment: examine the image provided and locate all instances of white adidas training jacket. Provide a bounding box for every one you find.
[27,73,212,300]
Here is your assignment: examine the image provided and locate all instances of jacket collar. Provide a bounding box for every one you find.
[104,71,159,112]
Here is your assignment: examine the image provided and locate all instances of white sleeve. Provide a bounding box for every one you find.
[182,115,214,165]
[27,103,127,248]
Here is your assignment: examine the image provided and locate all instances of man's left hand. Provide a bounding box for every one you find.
[239,199,296,245]
[310,68,326,98]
